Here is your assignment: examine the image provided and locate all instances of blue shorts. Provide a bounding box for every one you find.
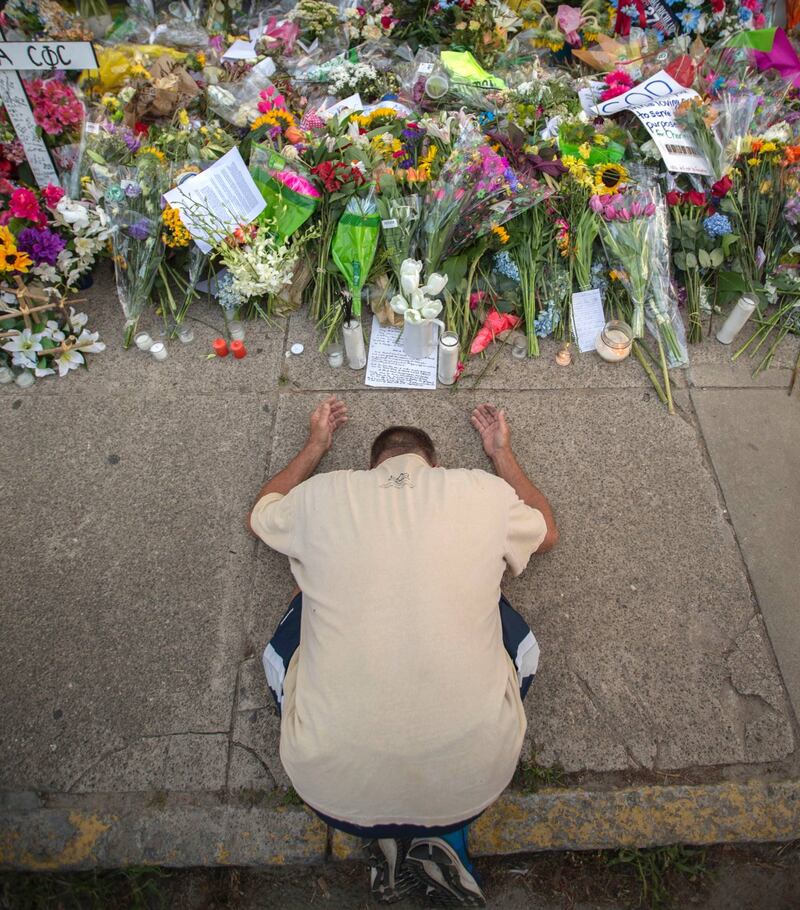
[262,592,539,839]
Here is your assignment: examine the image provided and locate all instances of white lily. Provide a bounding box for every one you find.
[55,348,85,377]
[41,320,65,343]
[2,329,43,369]
[35,364,55,378]
[74,329,106,354]
[420,272,448,296]
[67,308,89,332]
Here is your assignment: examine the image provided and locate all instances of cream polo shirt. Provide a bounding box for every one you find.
[251,453,548,827]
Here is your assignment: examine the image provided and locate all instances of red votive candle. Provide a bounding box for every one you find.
[212,338,228,357]
[231,340,247,359]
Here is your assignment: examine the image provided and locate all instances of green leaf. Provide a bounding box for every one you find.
[685,252,698,269]
[698,249,711,268]
[674,252,687,271]
[722,234,739,256]
[710,248,724,267]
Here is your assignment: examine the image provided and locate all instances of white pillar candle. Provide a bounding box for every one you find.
[15,370,34,388]
[342,319,366,370]
[0,365,13,384]
[716,295,758,345]
[438,331,459,385]
[134,332,154,351]
[596,320,633,363]
[150,342,168,361]
[229,321,245,342]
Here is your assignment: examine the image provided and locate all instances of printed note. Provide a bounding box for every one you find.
[164,148,265,253]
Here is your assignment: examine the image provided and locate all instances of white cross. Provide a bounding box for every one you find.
[0,33,98,189]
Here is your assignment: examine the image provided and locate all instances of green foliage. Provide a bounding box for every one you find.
[605,844,708,909]
[515,755,565,792]
[0,867,170,910]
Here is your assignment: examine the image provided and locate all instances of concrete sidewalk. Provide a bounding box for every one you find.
[1,266,799,869]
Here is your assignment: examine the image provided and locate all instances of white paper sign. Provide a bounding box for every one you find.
[571,289,606,354]
[0,71,58,186]
[592,69,711,176]
[163,148,265,253]
[318,92,363,121]
[592,70,686,117]
[0,41,98,71]
[222,39,257,61]
[365,316,438,390]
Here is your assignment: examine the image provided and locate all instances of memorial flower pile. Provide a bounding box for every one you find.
[0,0,798,400]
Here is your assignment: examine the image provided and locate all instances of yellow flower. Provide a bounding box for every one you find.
[196,52,206,67]
[594,162,628,193]
[761,141,777,153]
[469,19,480,30]
[161,204,191,248]
[251,108,296,132]
[352,107,399,129]
[759,180,773,194]
[138,146,166,163]
[747,157,760,166]
[417,144,438,179]
[578,142,592,160]
[594,134,610,146]
[0,245,32,273]
[129,63,151,80]
[491,224,510,244]
[177,109,190,128]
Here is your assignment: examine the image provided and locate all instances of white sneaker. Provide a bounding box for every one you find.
[405,837,486,907]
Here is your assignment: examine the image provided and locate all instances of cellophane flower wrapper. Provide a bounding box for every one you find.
[648,191,689,369]
[419,119,553,273]
[96,162,169,347]
[376,171,421,283]
[331,190,380,316]
[250,145,321,240]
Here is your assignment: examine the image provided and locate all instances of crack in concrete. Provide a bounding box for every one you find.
[230,741,278,789]
[65,731,229,793]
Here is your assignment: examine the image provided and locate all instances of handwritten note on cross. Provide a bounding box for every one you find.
[0,36,98,188]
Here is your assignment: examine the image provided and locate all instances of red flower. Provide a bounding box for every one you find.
[711,175,732,197]
[710,0,725,11]
[380,15,393,29]
[43,183,65,208]
[0,177,14,196]
[666,190,682,206]
[665,54,696,89]
[9,187,41,221]
[133,121,149,136]
[684,190,707,207]
[311,161,342,193]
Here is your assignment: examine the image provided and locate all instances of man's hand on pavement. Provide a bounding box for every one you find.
[308,396,348,453]
[471,404,511,461]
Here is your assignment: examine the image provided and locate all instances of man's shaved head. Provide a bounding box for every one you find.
[370,426,437,468]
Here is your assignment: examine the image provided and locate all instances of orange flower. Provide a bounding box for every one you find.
[750,139,763,154]
[784,145,800,165]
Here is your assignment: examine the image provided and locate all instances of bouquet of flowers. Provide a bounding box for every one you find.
[344,2,396,43]
[96,153,171,347]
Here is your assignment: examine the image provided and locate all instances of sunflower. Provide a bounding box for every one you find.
[138,146,166,163]
[593,162,628,194]
[0,246,32,273]
[491,224,510,245]
[251,109,297,133]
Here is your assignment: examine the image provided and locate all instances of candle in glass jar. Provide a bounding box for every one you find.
[595,320,633,362]
[342,319,366,370]
[212,338,228,357]
[228,320,245,342]
[327,343,344,368]
[0,365,13,384]
[134,331,154,351]
[231,340,247,359]
[438,331,459,385]
[150,342,168,361]
[511,332,527,360]
[15,370,34,388]
[177,323,194,344]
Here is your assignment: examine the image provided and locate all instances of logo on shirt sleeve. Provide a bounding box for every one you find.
[379,472,415,489]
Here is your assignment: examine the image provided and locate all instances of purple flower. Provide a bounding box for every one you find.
[17,227,66,265]
[127,218,152,241]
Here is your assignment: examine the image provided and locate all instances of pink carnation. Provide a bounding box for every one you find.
[43,184,65,208]
[9,187,42,222]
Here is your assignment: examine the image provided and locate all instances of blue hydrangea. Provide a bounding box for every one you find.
[620,4,639,16]
[534,301,560,338]
[703,213,733,239]
[739,7,753,23]
[217,271,241,313]
[494,251,520,282]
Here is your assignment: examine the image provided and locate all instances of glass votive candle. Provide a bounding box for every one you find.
[15,370,34,388]
[511,332,527,360]
[150,342,168,361]
[327,343,344,368]
[134,331,154,351]
[177,323,194,344]
[425,72,449,99]
[228,320,245,342]
[596,320,633,363]
[438,331,459,385]
[0,365,13,384]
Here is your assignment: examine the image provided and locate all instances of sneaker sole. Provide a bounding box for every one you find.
[366,840,421,904]
[405,841,486,907]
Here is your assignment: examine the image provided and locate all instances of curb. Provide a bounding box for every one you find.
[2,779,799,870]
